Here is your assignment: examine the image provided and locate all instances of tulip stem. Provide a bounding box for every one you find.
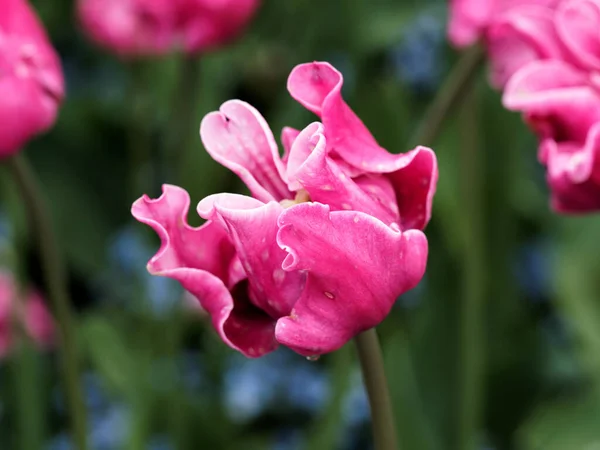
[355,328,398,450]
[409,44,485,147]
[169,55,202,182]
[6,154,88,450]
[457,79,486,450]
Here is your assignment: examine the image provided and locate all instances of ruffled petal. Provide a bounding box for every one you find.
[287,61,393,172]
[287,62,438,229]
[385,146,438,231]
[200,100,290,202]
[503,60,600,156]
[131,185,276,357]
[0,0,64,157]
[169,270,277,358]
[198,193,305,319]
[447,0,494,47]
[556,0,600,72]
[275,203,428,355]
[131,184,241,286]
[281,126,300,165]
[503,60,592,110]
[486,5,564,88]
[287,122,399,224]
[546,122,600,213]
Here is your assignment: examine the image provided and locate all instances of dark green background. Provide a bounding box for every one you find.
[1,0,599,449]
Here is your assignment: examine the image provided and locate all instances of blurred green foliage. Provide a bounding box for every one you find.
[0,0,599,449]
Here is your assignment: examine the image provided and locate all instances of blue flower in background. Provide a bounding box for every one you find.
[343,371,369,427]
[105,225,181,316]
[223,351,285,422]
[515,239,554,301]
[88,404,130,450]
[147,435,174,450]
[223,349,329,422]
[271,428,304,450]
[390,10,445,93]
[49,372,130,450]
[178,351,206,392]
[285,363,329,413]
[108,225,149,277]
[46,403,130,450]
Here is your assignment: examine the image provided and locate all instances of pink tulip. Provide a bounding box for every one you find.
[77,0,260,57]
[77,0,178,56]
[0,0,64,157]
[132,62,437,357]
[177,0,260,53]
[0,271,54,356]
[503,60,600,212]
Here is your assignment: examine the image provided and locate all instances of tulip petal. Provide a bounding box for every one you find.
[287,62,391,172]
[131,184,241,286]
[287,62,438,229]
[275,203,428,355]
[281,126,300,165]
[503,60,600,157]
[556,0,600,71]
[447,0,494,47]
[131,185,276,357]
[486,5,564,88]
[200,100,290,202]
[198,193,305,319]
[546,122,600,213]
[0,0,64,156]
[287,122,399,224]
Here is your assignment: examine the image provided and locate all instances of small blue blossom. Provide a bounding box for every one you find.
[515,239,554,301]
[390,11,445,93]
[271,428,304,450]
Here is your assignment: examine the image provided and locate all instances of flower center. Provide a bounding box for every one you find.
[280,189,310,208]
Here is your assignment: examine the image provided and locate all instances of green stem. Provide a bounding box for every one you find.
[457,81,486,450]
[168,55,202,183]
[6,154,87,450]
[10,234,45,450]
[355,329,398,450]
[128,61,153,198]
[12,341,44,450]
[409,45,485,147]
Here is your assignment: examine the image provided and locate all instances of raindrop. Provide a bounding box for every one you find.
[306,355,320,362]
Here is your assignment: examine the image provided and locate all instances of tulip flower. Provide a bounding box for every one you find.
[554,0,600,72]
[503,60,600,212]
[0,270,54,356]
[0,0,64,157]
[77,0,260,57]
[132,62,437,357]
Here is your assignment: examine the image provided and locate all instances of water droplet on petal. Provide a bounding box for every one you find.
[306,355,320,362]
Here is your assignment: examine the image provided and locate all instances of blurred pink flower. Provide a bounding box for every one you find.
[554,0,600,72]
[503,60,600,212]
[485,4,565,87]
[448,0,564,87]
[0,270,54,356]
[0,0,64,157]
[77,0,259,57]
[132,62,437,357]
[177,0,260,53]
[448,0,558,47]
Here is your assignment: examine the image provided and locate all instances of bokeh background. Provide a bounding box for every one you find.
[1,0,600,449]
